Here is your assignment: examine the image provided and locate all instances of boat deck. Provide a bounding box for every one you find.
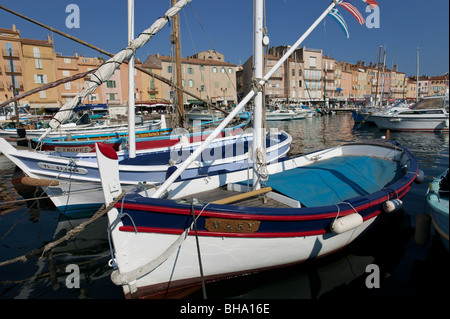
[181,186,292,209]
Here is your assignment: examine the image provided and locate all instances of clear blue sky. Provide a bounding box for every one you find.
[1,0,448,77]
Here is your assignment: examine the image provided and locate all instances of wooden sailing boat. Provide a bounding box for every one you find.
[96,0,420,299]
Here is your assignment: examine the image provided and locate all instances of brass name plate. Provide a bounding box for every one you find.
[204,218,260,233]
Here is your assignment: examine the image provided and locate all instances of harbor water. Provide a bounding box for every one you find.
[0,112,448,300]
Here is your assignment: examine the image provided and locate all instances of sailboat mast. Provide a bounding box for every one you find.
[374,45,382,108]
[128,0,136,158]
[173,0,184,127]
[416,47,419,103]
[252,0,265,190]
[379,48,386,107]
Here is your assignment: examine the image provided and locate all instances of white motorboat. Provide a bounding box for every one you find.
[371,95,449,132]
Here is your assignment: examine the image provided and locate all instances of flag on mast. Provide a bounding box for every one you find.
[328,8,350,39]
[336,1,365,25]
[362,0,378,9]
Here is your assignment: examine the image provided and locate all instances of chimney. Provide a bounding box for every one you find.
[12,24,16,31]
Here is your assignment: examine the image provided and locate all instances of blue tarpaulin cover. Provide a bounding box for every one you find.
[266,156,401,207]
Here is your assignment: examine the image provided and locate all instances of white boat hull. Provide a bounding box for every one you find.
[110,214,376,298]
[372,114,449,132]
[1,131,291,216]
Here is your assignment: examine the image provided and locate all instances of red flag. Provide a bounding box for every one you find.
[362,0,378,9]
[338,1,365,25]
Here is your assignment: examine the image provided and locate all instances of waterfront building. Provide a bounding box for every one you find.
[55,53,106,107]
[406,77,417,101]
[428,75,449,96]
[150,50,238,107]
[21,35,58,109]
[141,56,164,102]
[1,24,59,110]
[0,25,25,105]
[0,25,446,112]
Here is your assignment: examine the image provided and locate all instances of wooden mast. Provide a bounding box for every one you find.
[172,0,184,127]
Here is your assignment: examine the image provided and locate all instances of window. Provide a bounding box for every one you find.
[188,79,194,87]
[167,66,172,73]
[39,91,46,99]
[64,58,71,64]
[35,59,43,69]
[107,80,116,88]
[212,67,217,73]
[309,56,317,68]
[221,68,225,73]
[109,93,116,100]
[228,68,233,74]
[187,67,193,74]
[4,42,12,52]
[34,74,46,84]
[65,82,71,90]
[33,47,40,58]
[62,70,70,77]
[200,85,205,92]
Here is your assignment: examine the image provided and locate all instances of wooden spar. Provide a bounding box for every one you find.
[151,1,338,199]
[0,4,228,117]
[173,0,185,127]
[212,187,272,205]
[0,69,96,109]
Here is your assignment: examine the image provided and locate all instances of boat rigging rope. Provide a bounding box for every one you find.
[0,190,126,268]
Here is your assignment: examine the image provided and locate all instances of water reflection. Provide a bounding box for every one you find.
[0,113,448,299]
[267,114,383,156]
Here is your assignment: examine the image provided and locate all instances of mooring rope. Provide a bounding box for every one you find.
[0,190,126,268]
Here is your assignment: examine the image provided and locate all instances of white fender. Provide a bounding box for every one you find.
[382,199,403,213]
[331,213,363,234]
